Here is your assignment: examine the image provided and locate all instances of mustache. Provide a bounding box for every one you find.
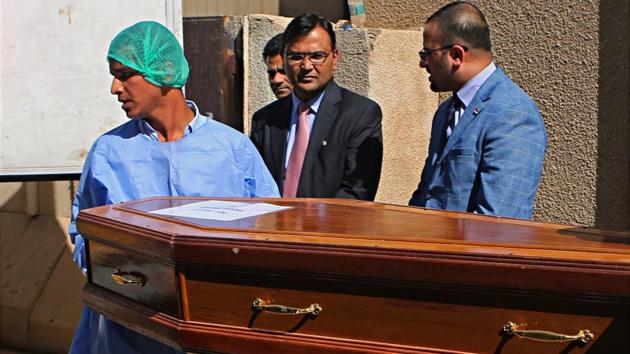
[297,71,317,80]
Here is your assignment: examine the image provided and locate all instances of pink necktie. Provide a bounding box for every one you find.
[283,103,310,197]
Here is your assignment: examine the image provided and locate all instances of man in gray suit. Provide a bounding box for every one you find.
[410,2,547,219]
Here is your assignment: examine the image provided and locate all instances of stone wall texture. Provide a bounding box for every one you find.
[244,15,292,134]
[363,0,629,228]
[367,29,436,203]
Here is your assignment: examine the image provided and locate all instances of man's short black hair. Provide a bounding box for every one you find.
[283,13,336,51]
[427,1,492,51]
[262,33,284,60]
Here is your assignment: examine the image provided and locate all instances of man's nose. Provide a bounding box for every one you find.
[301,58,314,70]
[110,78,123,95]
[271,73,283,83]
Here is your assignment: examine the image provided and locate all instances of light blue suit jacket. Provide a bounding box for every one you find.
[410,67,547,219]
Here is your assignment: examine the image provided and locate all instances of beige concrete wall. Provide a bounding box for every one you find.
[0,181,84,354]
[367,29,436,204]
[244,15,438,205]
[244,15,293,133]
[269,1,629,229]
[363,0,629,229]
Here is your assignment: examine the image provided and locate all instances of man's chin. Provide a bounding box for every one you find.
[297,81,325,94]
[124,110,140,119]
[274,88,292,98]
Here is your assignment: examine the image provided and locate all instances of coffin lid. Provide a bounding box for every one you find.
[77,197,630,296]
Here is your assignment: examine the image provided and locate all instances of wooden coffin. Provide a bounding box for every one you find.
[77,197,630,354]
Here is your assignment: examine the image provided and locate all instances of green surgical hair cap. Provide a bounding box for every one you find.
[107,21,189,87]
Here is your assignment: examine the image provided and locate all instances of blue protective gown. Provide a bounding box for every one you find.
[69,102,279,353]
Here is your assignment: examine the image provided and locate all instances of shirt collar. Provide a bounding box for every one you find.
[138,100,208,141]
[291,89,326,115]
[185,100,208,132]
[455,62,497,108]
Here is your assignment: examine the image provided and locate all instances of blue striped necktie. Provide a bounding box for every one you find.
[446,95,463,139]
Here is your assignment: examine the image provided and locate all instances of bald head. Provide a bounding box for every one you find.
[427,2,491,52]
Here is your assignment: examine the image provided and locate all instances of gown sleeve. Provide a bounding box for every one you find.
[238,135,280,198]
[68,142,108,273]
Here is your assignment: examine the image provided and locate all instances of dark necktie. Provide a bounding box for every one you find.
[439,96,462,153]
[446,95,462,139]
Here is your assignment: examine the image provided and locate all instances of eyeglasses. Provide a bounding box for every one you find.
[418,44,468,61]
[286,51,331,66]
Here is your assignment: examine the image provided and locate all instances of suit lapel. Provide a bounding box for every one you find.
[300,81,341,188]
[436,68,506,165]
[271,98,292,183]
[437,100,485,163]
[432,98,453,163]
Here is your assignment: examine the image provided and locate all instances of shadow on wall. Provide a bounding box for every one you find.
[183,16,245,131]
[279,0,348,23]
[596,0,630,230]
[0,181,84,354]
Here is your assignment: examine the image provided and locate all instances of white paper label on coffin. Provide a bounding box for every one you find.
[150,200,291,221]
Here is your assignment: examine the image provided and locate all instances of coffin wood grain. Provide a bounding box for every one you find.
[78,197,630,353]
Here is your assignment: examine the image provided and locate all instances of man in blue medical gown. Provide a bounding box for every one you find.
[68,21,279,353]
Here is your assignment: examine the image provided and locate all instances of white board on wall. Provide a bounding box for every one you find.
[0,0,182,176]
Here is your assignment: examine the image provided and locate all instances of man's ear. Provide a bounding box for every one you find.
[450,45,466,66]
[331,48,340,70]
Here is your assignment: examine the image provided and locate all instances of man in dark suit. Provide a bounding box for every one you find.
[251,13,383,200]
[262,33,293,99]
[409,2,547,219]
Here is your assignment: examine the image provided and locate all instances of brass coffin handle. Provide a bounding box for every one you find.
[111,268,147,287]
[503,321,594,344]
[252,298,322,317]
